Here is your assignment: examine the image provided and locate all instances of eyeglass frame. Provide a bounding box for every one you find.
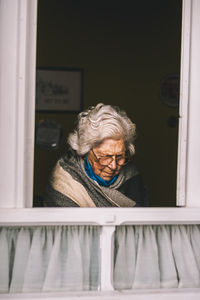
[91,148,129,166]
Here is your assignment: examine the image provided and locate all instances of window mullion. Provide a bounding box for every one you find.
[100,225,115,291]
[176,0,192,206]
[0,0,37,208]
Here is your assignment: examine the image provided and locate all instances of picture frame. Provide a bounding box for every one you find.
[36,67,83,112]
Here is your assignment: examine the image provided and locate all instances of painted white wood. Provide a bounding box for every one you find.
[0,0,37,208]
[0,289,200,300]
[16,0,37,208]
[0,0,19,208]
[0,208,200,226]
[0,0,199,211]
[186,0,200,207]
[176,0,192,206]
[100,226,115,290]
[0,1,200,298]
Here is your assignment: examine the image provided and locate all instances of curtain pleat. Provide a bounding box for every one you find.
[61,227,83,291]
[114,225,200,290]
[114,226,136,289]
[0,226,100,293]
[0,228,9,292]
[171,226,200,287]
[10,228,31,292]
[156,226,178,288]
[89,225,100,290]
[22,227,53,292]
[190,226,200,272]
[134,226,160,288]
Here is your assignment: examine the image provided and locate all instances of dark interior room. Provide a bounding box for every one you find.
[34,0,182,207]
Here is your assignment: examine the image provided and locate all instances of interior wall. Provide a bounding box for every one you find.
[34,0,182,207]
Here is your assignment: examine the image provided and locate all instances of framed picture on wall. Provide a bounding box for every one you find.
[36,67,83,112]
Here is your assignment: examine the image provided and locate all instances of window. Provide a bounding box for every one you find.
[0,0,200,299]
[34,0,182,208]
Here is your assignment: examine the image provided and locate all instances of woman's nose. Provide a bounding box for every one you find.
[108,157,117,170]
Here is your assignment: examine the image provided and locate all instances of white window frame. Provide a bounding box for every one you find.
[0,0,200,299]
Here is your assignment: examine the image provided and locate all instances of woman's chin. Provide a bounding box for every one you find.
[100,173,114,181]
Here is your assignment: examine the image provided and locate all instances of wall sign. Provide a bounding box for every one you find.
[36,68,83,113]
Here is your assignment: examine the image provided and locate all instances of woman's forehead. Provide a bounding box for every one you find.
[94,138,125,154]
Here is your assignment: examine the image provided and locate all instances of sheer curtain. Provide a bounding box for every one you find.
[0,226,100,293]
[114,225,200,290]
[1,224,200,293]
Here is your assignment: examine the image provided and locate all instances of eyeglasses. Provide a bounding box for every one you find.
[91,149,128,166]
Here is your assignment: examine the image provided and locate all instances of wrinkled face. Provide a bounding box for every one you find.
[87,138,125,181]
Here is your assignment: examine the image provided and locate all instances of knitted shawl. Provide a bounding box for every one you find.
[44,150,138,207]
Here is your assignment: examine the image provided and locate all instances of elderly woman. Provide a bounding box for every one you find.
[44,103,148,207]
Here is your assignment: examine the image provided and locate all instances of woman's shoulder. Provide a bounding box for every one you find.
[58,149,79,167]
[121,161,139,181]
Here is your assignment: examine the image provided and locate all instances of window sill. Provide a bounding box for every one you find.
[0,207,200,226]
[1,288,200,300]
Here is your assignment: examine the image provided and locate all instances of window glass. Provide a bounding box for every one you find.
[34,0,182,207]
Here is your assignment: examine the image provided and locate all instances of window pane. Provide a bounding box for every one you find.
[34,0,182,207]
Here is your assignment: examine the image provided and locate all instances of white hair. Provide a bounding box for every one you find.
[68,103,136,156]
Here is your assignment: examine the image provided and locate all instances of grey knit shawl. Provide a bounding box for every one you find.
[46,151,138,207]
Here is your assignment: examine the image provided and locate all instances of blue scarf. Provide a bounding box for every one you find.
[84,156,118,187]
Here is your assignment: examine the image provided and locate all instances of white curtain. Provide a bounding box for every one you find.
[114,225,200,290]
[0,226,100,293]
[1,224,200,293]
